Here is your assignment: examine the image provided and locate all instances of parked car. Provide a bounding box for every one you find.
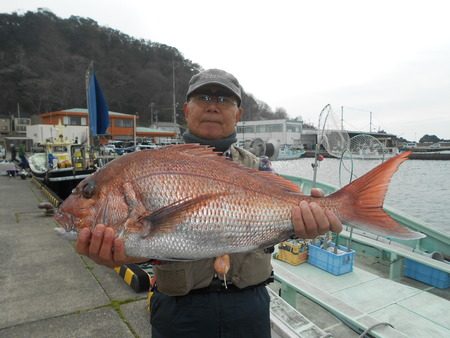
[115,145,136,155]
[135,144,159,151]
[99,144,117,155]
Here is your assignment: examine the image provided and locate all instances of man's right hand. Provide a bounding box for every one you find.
[76,224,147,268]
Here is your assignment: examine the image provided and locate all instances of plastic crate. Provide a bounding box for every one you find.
[308,242,355,275]
[274,240,308,265]
[404,259,450,289]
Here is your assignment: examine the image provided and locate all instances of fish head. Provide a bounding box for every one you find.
[54,174,129,233]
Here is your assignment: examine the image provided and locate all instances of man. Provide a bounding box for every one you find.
[76,69,342,337]
[10,144,17,162]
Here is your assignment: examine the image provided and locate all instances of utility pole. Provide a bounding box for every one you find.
[149,102,154,127]
[172,59,176,126]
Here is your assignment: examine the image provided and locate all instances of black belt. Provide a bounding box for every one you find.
[188,274,274,295]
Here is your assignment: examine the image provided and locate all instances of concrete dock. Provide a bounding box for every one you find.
[0,175,151,337]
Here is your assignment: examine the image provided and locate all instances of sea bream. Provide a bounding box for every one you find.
[54,144,424,260]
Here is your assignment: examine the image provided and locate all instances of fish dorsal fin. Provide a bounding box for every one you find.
[253,172,302,193]
[140,192,226,238]
[155,144,302,194]
[159,143,220,155]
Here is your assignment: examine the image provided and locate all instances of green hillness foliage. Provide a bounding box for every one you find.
[0,9,287,126]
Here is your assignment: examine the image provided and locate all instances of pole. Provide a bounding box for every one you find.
[150,102,154,127]
[369,111,373,133]
[341,106,344,130]
[85,61,94,148]
[172,59,176,126]
[134,115,137,146]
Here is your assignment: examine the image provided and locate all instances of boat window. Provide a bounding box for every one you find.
[53,146,68,152]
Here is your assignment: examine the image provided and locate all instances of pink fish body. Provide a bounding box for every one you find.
[54,145,423,260]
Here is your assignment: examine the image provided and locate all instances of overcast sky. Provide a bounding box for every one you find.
[3,0,450,141]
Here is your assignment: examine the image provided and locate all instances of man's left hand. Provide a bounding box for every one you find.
[291,188,343,238]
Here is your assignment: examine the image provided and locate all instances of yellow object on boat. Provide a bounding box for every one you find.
[274,239,308,265]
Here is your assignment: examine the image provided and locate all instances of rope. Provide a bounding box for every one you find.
[358,322,394,337]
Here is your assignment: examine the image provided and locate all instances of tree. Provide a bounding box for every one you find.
[419,134,440,143]
[0,10,285,124]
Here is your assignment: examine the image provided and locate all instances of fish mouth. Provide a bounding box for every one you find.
[54,210,77,232]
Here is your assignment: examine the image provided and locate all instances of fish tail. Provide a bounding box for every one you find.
[329,151,425,240]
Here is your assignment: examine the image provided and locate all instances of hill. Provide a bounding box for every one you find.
[0,9,287,126]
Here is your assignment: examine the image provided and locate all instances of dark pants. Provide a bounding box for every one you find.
[150,285,271,338]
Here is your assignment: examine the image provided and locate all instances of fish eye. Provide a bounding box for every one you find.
[82,181,96,199]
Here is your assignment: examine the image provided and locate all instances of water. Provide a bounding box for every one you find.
[272,158,450,236]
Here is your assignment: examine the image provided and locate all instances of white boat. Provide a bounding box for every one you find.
[274,144,305,161]
[28,140,96,200]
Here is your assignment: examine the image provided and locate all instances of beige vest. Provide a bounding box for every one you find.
[153,145,273,296]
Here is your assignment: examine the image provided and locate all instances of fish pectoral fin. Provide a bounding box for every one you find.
[123,181,148,216]
[140,193,226,238]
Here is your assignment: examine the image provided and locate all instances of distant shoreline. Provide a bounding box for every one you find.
[303,150,450,160]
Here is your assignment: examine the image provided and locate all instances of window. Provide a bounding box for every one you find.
[69,116,82,125]
[115,119,133,128]
[63,116,85,126]
[287,125,301,132]
[256,125,266,132]
[265,124,282,132]
[237,125,255,133]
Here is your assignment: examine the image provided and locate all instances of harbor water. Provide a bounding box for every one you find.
[272,157,450,236]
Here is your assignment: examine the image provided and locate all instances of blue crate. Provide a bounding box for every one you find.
[404,259,449,289]
[307,243,355,275]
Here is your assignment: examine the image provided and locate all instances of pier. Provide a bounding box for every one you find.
[0,175,151,337]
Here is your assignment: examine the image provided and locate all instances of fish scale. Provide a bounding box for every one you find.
[55,145,424,261]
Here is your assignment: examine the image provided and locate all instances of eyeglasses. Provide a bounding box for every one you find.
[191,94,238,107]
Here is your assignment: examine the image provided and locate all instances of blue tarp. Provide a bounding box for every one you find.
[87,72,109,136]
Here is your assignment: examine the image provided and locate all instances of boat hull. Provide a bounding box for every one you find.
[31,167,95,200]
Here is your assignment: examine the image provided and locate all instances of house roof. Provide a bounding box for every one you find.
[41,108,135,118]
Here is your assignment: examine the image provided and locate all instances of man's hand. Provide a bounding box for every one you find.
[291,188,343,239]
[76,224,147,268]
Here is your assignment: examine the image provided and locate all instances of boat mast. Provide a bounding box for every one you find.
[85,61,94,148]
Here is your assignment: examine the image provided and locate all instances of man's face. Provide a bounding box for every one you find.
[183,85,242,140]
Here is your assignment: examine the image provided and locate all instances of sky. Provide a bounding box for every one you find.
[2,0,450,141]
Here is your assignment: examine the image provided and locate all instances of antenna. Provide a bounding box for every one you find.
[312,105,350,186]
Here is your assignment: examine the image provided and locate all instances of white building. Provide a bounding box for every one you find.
[26,124,89,145]
[236,119,303,145]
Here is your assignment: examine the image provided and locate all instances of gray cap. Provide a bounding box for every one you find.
[186,69,242,105]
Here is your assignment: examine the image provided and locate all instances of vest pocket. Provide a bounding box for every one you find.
[154,259,215,296]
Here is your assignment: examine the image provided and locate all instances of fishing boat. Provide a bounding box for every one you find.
[28,138,96,200]
[267,174,450,338]
[274,144,306,161]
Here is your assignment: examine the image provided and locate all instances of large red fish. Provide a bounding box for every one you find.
[54,145,423,260]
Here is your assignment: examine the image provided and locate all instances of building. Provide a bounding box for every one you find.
[0,117,11,135]
[301,128,399,152]
[236,119,303,146]
[136,127,177,144]
[37,108,178,142]
[39,108,136,140]
[0,116,31,136]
